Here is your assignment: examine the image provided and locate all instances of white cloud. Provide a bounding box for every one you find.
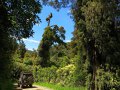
[65,40,71,42]
[22,38,71,45]
[26,48,37,51]
[27,48,34,51]
[22,38,39,44]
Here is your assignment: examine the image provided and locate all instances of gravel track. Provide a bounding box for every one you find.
[15,84,53,90]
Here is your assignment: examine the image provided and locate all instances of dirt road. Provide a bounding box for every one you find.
[15,84,53,90]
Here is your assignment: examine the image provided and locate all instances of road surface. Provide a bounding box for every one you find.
[15,84,53,90]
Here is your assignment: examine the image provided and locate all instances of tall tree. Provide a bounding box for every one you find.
[38,13,65,67]
[0,0,41,89]
[72,0,120,90]
[45,0,120,89]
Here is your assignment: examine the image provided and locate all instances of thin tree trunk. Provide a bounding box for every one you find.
[91,44,98,90]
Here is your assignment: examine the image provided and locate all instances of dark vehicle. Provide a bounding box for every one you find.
[18,72,34,88]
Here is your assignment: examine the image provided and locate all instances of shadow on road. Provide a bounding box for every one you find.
[14,83,37,90]
[22,86,37,89]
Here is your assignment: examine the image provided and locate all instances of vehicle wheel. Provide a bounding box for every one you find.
[20,84,23,88]
[29,84,32,87]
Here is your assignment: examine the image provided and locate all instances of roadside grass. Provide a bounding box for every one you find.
[34,82,87,90]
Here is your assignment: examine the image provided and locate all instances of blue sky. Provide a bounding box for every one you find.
[23,6,74,50]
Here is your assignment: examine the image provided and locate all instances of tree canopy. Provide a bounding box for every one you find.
[0,0,42,89]
[38,13,65,67]
[1,0,120,90]
[0,0,41,38]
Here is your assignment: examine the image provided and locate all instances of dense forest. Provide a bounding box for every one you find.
[0,0,120,90]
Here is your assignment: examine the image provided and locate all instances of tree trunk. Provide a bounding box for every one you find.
[91,45,98,90]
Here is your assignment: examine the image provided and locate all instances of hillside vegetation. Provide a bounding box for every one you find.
[0,0,120,90]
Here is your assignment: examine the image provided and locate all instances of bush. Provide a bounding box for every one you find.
[11,62,33,81]
[73,55,88,86]
[56,64,75,86]
[23,59,33,65]
[33,64,76,86]
[50,56,70,67]
[95,68,120,90]
[33,66,57,83]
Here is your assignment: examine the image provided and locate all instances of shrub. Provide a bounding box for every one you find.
[56,64,75,86]
[23,59,33,65]
[11,62,33,81]
[33,66,57,83]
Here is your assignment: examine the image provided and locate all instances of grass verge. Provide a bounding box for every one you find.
[34,82,87,90]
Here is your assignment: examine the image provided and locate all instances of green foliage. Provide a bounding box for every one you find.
[41,0,75,10]
[5,0,41,38]
[0,35,17,88]
[23,59,33,65]
[38,24,65,67]
[23,50,37,65]
[0,79,14,90]
[0,0,41,89]
[73,55,87,86]
[56,64,75,86]
[70,0,120,90]
[50,45,68,67]
[12,48,39,81]
[4,1,120,90]
[95,66,120,90]
[33,66,57,83]
[11,62,33,80]
[51,56,70,68]
[17,41,26,59]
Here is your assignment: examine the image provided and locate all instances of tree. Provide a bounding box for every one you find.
[41,0,75,10]
[71,0,120,90]
[38,13,65,67]
[45,0,120,89]
[17,41,26,59]
[0,0,41,89]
